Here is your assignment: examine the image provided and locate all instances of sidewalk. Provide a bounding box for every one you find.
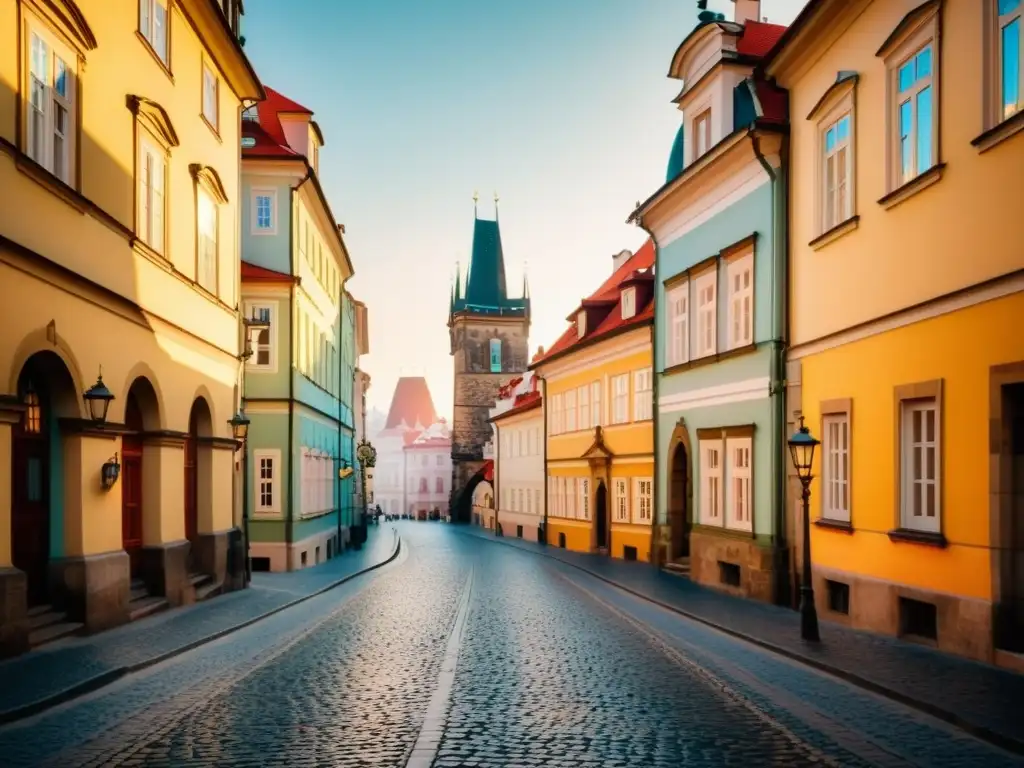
[457,526,1024,754]
[0,526,399,724]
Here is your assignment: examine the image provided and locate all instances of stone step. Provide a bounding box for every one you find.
[129,595,169,623]
[130,577,146,590]
[188,572,212,588]
[29,620,84,648]
[130,585,149,602]
[26,604,53,619]
[27,607,66,630]
[195,581,221,602]
[663,559,691,578]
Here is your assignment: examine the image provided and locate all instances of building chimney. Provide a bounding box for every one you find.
[612,249,633,272]
[731,0,760,25]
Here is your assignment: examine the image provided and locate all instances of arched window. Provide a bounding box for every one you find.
[489,338,502,372]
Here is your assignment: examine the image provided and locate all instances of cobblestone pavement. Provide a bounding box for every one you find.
[0,527,398,721]
[1,523,1020,767]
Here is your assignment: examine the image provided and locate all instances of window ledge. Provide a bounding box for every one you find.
[971,111,1024,153]
[887,528,947,548]
[132,238,172,270]
[136,31,173,83]
[663,342,759,376]
[877,163,945,210]
[809,216,859,251]
[814,518,854,533]
[691,522,755,540]
[201,114,222,143]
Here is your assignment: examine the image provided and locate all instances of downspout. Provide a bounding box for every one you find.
[494,421,500,534]
[337,296,343,551]
[751,127,791,607]
[541,375,548,544]
[635,217,662,567]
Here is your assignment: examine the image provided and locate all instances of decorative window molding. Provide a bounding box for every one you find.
[725,437,752,531]
[253,449,281,516]
[979,0,1024,149]
[35,0,98,52]
[611,374,629,425]
[23,15,79,186]
[128,95,180,149]
[821,398,852,523]
[202,60,220,133]
[244,301,277,373]
[895,380,943,535]
[189,163,229,204]
[666,280,689,367]
[251,188,278,235]
[700,438,723,524]
[633,477,652,524]
[613,478,629,522]
[621,287,637,320]
[878,1,941,195]
[694,267,717,358]
[138,0,170,69]
[632,368,653,421]
[808,73,857,239]
[725,250,754,350]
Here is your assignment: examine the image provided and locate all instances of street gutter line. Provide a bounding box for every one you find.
[406,565,474,768]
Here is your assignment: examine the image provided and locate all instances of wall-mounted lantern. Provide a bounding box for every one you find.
[228,410,250,450]
[84,370,115,425]
[338,457,354,480]
[101,452,121,490]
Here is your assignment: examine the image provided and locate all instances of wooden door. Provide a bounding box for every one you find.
[595,483,608,550]
[184,431,198,543]
[12,397,50,606]
[121,437,144,572]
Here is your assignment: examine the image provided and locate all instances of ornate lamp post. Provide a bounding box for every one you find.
[84,370,115,425]
[356,438,377,533]
[228,410,251,584]
[788,416,821,642]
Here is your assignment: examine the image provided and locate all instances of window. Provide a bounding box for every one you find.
[252,189,277,235]
[900,398,940,533]
[435,477,443,493]
[549,394,561,435]
[633,478,652,523]
[667,281,689,367]
[526,490,532,514]
[578,385,590,431]
[548,476,557,516]
[138,140,166,253]
[436,454,444,466]
[254,450,280,514]
[535,489,541,515]
[139,0,169,67]
[579,478,590,520]
[26,26,76,184]
[725,438,752,531]
[822,412,850,522]
[726,253,753,350]
[565,389,577,432]
[591,381,602,427]
[613,478,629,522]
[894,46,935,185]
[489,338,502,372]
[694,109,712,159]
[245,303,274,370]
[621,287,636,319]
[823,114,852,230]
[566,478,577,518]
[701,440,723,524]
[633,368,653,421]
[996,0,1023,121]
[577,310,587,337]
[419,477,428,493]
[202,63,219,130]
[695,269,717,357]
[611,374,629,424]
[197,188,218,293]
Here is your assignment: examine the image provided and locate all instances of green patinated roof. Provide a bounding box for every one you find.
[666,123,685,183]
[451,214,528,318]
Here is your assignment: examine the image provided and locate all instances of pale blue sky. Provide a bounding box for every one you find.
[242,0,806,417]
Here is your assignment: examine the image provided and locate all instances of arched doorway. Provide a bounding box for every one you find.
[595,481,608,550]
[669,440,692,561]
[184,398,212,547]
[12,351,79,607]
[121,377,160,578]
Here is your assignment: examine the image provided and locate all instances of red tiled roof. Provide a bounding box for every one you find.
[385,377,438,430]
[241,262,297,283]
[491,390,542,422]
[243,86,312,159]
[533,239,655,365]
[736,20,787,58]
[753,79,788,123]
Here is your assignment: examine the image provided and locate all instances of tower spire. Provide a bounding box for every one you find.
[494,191,500,220]
[473,190,479,218]
[522,261,529,299]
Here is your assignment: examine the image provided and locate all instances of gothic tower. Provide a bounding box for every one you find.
[448,197,530,522]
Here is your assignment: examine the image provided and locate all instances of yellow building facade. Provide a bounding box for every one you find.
[0,0,262,656]
[533,243,656,561]
[767,0,1024,663]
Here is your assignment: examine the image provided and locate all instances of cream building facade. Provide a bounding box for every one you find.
[490,372,545,541]
[0,0,262,656]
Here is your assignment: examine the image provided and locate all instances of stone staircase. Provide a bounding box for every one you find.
[27,605,83,648]
[128,578,169,622]
[662,557,691,579]
[188,571,221,603]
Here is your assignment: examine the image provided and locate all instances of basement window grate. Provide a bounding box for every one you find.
[718,561,741,587]
[826,580,850,615]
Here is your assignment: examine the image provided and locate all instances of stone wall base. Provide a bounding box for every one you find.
[138,540,190,605]
[0,567,29,658]
[193,529,236,590]
[690,530,775,603]
[50,551,130,633]
[812,565,994,663]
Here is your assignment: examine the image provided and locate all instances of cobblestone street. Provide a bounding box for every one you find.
[0,524,1020,767]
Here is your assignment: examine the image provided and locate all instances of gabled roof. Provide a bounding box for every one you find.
[532,239,655,367]
[243,86,312,159]
[384,377,438,431]
[241,262,298,283]
[736,20,787,58]
[490,390,542,423]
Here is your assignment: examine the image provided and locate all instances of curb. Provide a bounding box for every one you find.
[0,529,401,726]
[459,528,1024,758]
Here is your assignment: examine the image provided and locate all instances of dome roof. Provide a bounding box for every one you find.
[666,123,685,183]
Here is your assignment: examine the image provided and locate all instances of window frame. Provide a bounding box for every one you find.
[700,438,724,525]
[201,59,220,134]
[982,0,1024,138]
[590,381,602,428]
[666,279,689,368]
[725,250,754,351]
[577,310,587,337]
[564,388,577,432]
[725,437,753,532]
[633,477,653,525]
[694,267,717,358]
[895,381,943,535]
[489,338,502,373]
[137,134,168,255]
[611,373,629,425]
[632,368,653,421]
[251,188,278,235]
[253,449,281,516]
[810,77,857,238]
[578,384,591,431]
[693,108,712,159]
[244,301,277,373]
[24,16,79,187]
[195,184,220,295]
[613,478,629,522]
[138,0,170,71]
[820,400,852,523]
[621,287,637,320]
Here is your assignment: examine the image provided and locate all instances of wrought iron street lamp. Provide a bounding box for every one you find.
[788,416,821,643]
[84,370,114,425]
[229,410,252,584]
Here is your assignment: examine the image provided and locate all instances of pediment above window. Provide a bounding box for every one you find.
[127,96,180,148]
[189,164,229,204]
[34,0,98,52]
[806,71,859,122]
[876,0,941,60]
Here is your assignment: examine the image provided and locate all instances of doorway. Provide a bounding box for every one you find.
[12,380,49,606]
[669,443,691,560]
[595,481,608,550]
[121,394,144,577]
[997,382,1024,652]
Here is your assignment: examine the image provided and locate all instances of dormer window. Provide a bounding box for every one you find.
[694,109,712,158]
[242,104,259,122]
[577,310,587,337]
[621,287,637,320]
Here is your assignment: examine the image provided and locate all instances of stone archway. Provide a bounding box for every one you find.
[121,377,160,579]
[185,397,213,552]
[666,419,694,563]
[12,351,80,607]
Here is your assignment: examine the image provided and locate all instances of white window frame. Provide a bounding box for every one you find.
[725,438,752,532]
[613,478,629,522]
[578,385,591,431]
[700,439,723,525]
[139,0,169,66]
[577,310,587,337]
[579,478,590,521]
[590,381,602,428]
[244,302,277,373]
[881,8,940,192]
[666,280,689,367]
[987,0,1024,128]
[251,188,278,235]
[567,477,577,518]
[821,111,853,232]
[196,186,219,294]
[25,19,77,185]
[633,478,652,524]
[694,108,712,159]
[137,136,167,254]
[253,449,281,516]
[632,368,653,421]
[822,412,851,523]
[621,287,637,320]
[694,268,717,358]
[611,374,629,424]
[899,397,941,533]
[564,389,577,432]
[726,252,754,350]
[202,61,220,131]
[535,488,542,516]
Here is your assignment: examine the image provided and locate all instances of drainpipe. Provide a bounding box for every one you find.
[494,421,500,534]
[540,375,548,544]
[337,296,343,552]
[751,128,791,607]
[635,219,662,567]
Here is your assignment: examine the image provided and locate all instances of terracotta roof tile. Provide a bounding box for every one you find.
[241,262,297,283]
[385,377,438,430]
[736,20,788,58]
[244,86,312,159]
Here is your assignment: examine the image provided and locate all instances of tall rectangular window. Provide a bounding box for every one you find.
[252,189,276,234]
[254,450,280,514]
[823,413,851,522]
[701,440,723,524]
[139,0,169,66]
[138,140,166,253]
[590,381,602,427]
[900,398,940,533]
[633,368,653,421]
[823,114,852,230]
[611,374,629,424]
[633,478,652,523]
[578,385,591,430]
[895,45,935,184]
[579,478,590,521]
[695,270,717,358]
[666,281,689,367]
[489,339,502,373]
[694,108,712,159]
[613,478,629,522]
[621,287,637,319]
[999,0,1023,119]
[197,188,218,293]
[727,253,753,349]
[725,438,752,531]
[564,389,577,432]
[203,63,219,130]
[245,303,273,370]
[27,28,75,184]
